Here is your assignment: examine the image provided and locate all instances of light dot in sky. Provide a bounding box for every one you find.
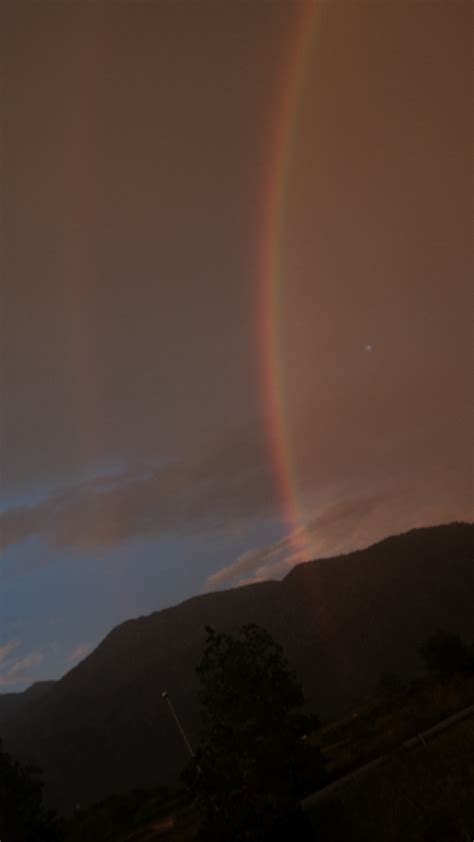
[365,344,373,352]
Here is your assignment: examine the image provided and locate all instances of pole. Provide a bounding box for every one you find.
[162,691,195,760]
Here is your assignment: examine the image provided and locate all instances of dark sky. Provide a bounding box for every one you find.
[1,0,472,689]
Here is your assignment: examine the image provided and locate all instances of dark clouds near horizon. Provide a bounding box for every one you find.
[0,1,472,685]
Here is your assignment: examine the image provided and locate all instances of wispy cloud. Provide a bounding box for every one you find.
[0,639,21,667]
[0,413,471,579]
[0,428,276,561]
[206,535,302,590]
[0,649,44,688]
[205,488,474,590]
[67,643,92,665]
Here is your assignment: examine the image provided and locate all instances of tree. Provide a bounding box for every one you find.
[186,624,325,841]
[375,672,405,703]
[0,739,59,841]
[419,630,471,680]
[62,786,171,842]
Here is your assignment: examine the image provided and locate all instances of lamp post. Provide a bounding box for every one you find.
[161,690,196,761]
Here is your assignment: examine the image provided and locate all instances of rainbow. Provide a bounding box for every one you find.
[258,1,319,561]
[60,25,102,466]
[54,16,123,546]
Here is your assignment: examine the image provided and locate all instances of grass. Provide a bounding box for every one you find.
[308,716,474,842]
[313,674,474,779]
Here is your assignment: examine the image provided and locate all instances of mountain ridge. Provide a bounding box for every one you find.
[1,521,472,812]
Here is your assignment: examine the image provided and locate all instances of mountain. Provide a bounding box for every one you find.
[0,681,55,727]
[1,522,472,813]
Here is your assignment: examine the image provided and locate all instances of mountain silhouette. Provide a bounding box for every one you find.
[0,681,55,726]
[1,522,472,812]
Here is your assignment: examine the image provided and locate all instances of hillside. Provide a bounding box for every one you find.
[0,681,55,727]
[1,522,472,813]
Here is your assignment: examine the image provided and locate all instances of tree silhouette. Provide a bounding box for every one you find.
[186,624,324,841]
[375,671,405,702]
[419,630,471,680]
[0,739,58,841]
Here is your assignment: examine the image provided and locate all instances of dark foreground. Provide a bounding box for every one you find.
[61,674,474,841]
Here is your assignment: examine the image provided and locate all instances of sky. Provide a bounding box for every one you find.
[1,0,472,691]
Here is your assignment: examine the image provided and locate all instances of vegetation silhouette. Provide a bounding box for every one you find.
[60,786,174,842]
[6,623,471,841]
[0,739,59,842]
[419,629,474,681]
[184,623,325,841]
[375,671,406,702]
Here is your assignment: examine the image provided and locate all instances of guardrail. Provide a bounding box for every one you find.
[302,701,474,811]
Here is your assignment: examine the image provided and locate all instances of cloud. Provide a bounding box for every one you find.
[67,643,92,664]
[205,534,302,590]
[0,650,44,688]
[0,405,471,576]
[0,426,277,559]
[223,498,384,592]
[205,488,474,591]
[0,639,21,666]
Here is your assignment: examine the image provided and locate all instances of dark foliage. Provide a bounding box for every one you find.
[186,624,325,841]
[0,739,59,841]
[419,630,473,680]
[61,786,171,842]
[375,672,406,702]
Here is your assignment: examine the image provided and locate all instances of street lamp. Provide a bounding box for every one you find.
[161,690,196,761]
